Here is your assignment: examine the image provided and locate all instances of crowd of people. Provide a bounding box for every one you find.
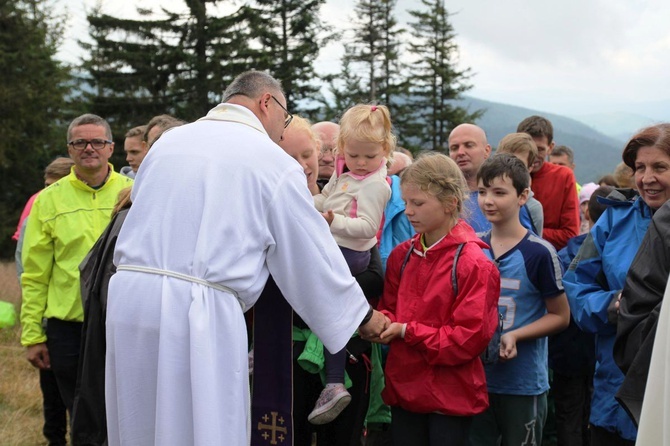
[12,70,670,446]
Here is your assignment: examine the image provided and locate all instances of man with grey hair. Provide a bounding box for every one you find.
[312,121,339,189]
[549,145,576,171]
[105,70,388,445]
[20,114,133,420]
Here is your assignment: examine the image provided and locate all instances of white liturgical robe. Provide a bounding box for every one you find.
[105,104,370,446]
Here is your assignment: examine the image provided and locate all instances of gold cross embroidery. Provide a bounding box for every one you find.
[257,411,287,445]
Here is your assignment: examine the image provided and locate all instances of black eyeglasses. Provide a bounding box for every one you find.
[271,95,293,128]
[68,139,112,151]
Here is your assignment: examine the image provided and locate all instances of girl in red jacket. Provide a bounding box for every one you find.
[377,152,501,446]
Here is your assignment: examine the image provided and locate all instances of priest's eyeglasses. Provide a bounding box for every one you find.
[271,95,293,128]
[68,139,112,151]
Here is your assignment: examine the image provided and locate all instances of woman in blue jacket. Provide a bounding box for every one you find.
[564,123,670,446]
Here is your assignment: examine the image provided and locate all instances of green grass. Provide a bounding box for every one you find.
[0,261,48,445]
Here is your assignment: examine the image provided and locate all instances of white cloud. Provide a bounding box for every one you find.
[54,0,670,118]
[448,0,633,64]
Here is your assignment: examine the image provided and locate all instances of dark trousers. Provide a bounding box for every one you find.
[553,371,592,446]
[340,247,371,276]
[40,368,67,445]
[45,318,83,415]
[590,425,634,446]
[391,406,472,446]
[293,337,371,446]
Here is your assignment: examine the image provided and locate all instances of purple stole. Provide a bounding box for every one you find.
[251,276,294,446]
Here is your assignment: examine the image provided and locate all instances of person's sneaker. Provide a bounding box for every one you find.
[307,384,352,425]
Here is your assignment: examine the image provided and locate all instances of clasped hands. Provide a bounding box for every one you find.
[359,309,402,344]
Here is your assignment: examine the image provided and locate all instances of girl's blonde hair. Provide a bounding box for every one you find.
[400,152,468,221]
[337,104,396,164]
[286,115,319,148]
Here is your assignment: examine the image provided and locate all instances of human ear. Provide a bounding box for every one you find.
[518,187,530,206]
[547,141,556,155]
[259,93,272,113]
[444,196,458,214]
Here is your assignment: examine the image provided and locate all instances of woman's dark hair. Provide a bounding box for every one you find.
[622,123,670,169]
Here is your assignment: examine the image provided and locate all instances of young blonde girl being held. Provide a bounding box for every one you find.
[377,153,501,446]
[308,104,393,425]
[314,104,393,274]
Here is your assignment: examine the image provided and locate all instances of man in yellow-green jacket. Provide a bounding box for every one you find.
[20,114,133,416]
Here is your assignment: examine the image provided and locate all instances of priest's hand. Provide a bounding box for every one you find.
[359,309,390,341]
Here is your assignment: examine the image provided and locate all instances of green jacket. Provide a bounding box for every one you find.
[293,326,391,425]
[293,326,353,388]
[20,166,133,346]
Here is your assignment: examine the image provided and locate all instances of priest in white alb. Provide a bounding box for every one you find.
[104,71,388,446]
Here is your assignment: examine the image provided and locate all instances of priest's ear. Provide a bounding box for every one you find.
[259,93,273,117]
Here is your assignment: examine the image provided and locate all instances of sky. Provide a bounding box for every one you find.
[54,0,670,120]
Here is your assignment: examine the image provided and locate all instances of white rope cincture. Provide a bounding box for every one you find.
[116,264,245,311]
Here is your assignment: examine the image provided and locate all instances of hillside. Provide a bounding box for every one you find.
[573,112,657,143]
[454,96,625,184]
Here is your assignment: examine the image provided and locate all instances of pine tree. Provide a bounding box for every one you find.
[349,0,405,104]
[0,0,70,257]
[321,44,367,121]
[406,0,482,151]
[80,0,260,147]
[327,0,413,146]
[252,0,331,112]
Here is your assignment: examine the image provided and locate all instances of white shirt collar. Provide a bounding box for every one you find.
[198,103,268,137]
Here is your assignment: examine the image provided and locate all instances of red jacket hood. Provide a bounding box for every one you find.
[407,219,489,254]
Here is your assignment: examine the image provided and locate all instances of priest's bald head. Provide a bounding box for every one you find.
[222,71,292,144]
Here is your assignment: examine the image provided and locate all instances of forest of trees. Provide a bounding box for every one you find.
[0,0,480,258]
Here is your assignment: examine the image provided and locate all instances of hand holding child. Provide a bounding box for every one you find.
[359,310,390,341]
[499,332,518,362]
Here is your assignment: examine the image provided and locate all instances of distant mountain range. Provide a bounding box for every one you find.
[572,112,659,143]
[455,96,626,184]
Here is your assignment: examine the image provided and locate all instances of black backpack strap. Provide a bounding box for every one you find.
[401,241,464,295]
[399,239,415,279]
[451,243,465,296]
